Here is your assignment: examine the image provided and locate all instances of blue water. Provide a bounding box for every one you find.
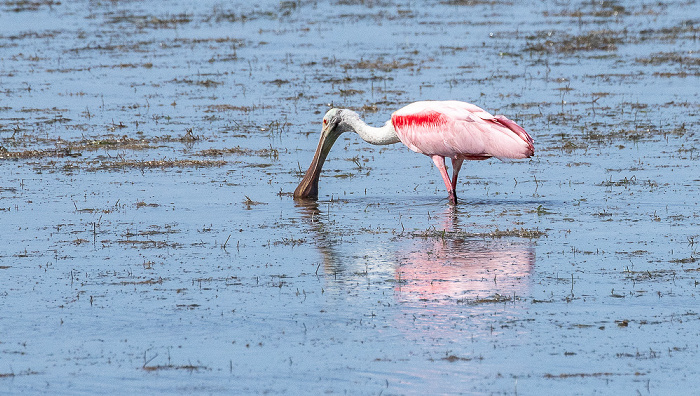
[1,0,699,394]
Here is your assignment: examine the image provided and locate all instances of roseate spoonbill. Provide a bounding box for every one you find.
[294,100,534,204]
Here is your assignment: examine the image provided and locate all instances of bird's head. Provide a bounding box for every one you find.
[321,108,343,137]
[321,108,362,135]
[293,108,348,200]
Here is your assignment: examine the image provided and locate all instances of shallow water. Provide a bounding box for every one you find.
[1,0,699,394]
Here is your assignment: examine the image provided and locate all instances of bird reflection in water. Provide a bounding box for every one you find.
[295,201,535,304]
[396,206,534,304]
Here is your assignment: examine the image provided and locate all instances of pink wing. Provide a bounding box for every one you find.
[391,101,535,160]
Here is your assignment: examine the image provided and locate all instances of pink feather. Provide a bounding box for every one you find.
[391,101,534,160]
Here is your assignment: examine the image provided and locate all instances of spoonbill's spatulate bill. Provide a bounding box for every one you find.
[294,100,535,204]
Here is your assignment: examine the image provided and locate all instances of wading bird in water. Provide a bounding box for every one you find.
[294,100,534,204]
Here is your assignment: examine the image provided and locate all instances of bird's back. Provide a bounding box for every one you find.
[391,101,534,160]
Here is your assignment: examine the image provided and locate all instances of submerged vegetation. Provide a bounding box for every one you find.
[410,227,546,240]
[0,0,699,394]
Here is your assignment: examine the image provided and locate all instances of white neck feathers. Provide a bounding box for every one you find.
[340,111,400,146]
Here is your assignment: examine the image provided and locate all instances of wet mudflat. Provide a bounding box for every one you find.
[1,0,698,393]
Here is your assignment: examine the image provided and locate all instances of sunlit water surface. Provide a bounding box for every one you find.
[1,0,699,394]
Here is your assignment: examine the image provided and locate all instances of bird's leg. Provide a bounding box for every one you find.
[431,155,456,204]
[450,158,464,202]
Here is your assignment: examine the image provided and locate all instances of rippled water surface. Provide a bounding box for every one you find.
[1,0,699,394]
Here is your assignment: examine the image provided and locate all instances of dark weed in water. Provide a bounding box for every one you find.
[90,159,226,171]
[409,227,546,240]
[1,0,699,394]
[524,29,624,53]
[196,146,279,158]
[342,58,417,72]
[142,364,208,372]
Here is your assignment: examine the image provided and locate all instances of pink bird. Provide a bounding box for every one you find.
[294,100,534,204]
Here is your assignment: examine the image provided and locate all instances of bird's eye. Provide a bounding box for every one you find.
[323,119,327,125]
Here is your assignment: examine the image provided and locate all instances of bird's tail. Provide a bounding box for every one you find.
[494,115,535,157]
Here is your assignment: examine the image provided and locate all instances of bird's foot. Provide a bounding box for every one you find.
[448,190,458,205]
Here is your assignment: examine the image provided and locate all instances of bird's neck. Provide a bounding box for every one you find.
[343,115,400,146]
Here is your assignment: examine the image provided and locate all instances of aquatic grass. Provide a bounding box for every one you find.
[169,78,223,87]
[0,147,79,159]
[342,58,416,72]
[142,364,208,372]
[244,196,266,209]
[635,52,700,67]
[114,278,166,286]
[409,227,545,240]
[107,13,193,29]
[91,159,226,171]
[0,369,40,378]
[543,372,640,379]
[459,293,515,305]
[0,132,232,160]
[135,201,159,209]
[203,104,268,113]
[116,240,182,249]
[197,146,280,158]
[524,29,624,53]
